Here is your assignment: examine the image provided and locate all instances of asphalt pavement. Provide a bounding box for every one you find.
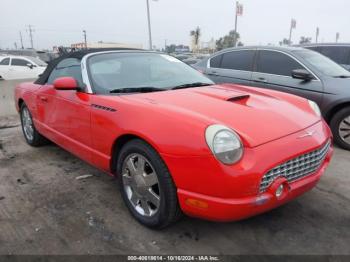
[0,80,349,255]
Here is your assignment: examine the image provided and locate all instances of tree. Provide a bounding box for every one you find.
[190,27,201,52]
[279,38,291,46]
[165,44,176,53]
[299,36,312,44]
[216,30,241,51]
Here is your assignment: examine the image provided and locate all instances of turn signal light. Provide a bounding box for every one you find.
[185,198,209,209]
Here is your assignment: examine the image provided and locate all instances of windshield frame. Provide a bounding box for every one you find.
[82,51,213,95]
[293,49,350,78]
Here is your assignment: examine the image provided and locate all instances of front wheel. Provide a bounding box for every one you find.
[117,139,182,229]
[330,107,350,150]
[20,103,48,147]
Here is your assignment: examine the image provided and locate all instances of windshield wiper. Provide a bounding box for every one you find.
[109,87,165,94]
[334,75,350,78]
[171,82,213,90]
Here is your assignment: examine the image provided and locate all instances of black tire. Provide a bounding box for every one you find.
[330,107,350,150]
[117,139,182,229]
[20,103,48,147]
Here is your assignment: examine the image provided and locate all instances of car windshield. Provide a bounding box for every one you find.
[87,52,213,94]
[295,50,350,77]
[28,57,47,67]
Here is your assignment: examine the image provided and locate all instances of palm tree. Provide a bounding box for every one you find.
[299,36,312,44]
[190,27,201,52]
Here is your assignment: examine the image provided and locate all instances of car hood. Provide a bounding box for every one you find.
[122,84,320,148]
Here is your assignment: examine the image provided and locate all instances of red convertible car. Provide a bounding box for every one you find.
[15,49,333,228]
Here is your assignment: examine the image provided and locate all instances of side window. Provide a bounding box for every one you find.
[209,54,223,68]
[11,59,30,67]
[256,50,305,77]
[0,58,10,65]
[320,46,350,65]
[47,58,83,85]
[220,50,255,71]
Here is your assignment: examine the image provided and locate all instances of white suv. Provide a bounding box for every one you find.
[0,55,47,80]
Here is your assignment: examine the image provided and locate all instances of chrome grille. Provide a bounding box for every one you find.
[259,140,331,193]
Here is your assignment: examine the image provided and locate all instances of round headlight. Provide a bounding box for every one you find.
[205,125,243,165]
[308,100,321,117]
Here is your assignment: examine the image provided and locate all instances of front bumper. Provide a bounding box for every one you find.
[162,120,333,221]
[177,155,331,221]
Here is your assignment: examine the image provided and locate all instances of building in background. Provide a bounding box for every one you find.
[199,38,216,53]
[174,45,190,53]
[71,41,143,49]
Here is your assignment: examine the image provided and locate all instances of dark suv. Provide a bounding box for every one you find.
[194,46,350,150]
[300,44,350,71]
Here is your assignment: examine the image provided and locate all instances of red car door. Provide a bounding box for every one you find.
[38,58,93,163]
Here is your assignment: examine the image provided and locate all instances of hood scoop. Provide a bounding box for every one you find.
[194,87,250,103]
[227,94,250,102]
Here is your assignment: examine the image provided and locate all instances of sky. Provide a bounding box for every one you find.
[0,0,349,50]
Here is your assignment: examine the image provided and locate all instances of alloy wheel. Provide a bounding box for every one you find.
[339,115,350,144]
[122,153,160,217]
[22,107,34,142]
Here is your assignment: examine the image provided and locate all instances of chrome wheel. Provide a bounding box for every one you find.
[22,107,34,141]
[122,153,160,217]
[339,115,350,144]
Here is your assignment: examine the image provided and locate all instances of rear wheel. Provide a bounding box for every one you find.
[117,139,182,229]
[330,107,350,150]
[20,103,48,147]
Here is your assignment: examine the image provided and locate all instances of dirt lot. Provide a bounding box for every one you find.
[0,80,349,255]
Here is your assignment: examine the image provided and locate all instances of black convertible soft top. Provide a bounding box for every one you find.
[35,48,142,85]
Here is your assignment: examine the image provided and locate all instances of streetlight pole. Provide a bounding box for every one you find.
[234,1,243,47]
[83,30,87,49]
[289,19,296,45]
[234,1,238,47]
[146,0,153,50]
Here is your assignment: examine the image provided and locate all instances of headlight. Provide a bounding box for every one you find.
[205,124,243,165]
[308,100,321,117]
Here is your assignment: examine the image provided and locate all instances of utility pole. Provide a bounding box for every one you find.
[234,1,243,47]
[289,19,296,45]
[26,25,34,49]
[19,31,24,49]
[164,39,167,52]
[146,0,153,50]
[316,27,319,43]
[83,30,87,49]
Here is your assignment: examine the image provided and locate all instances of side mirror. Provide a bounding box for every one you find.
[53,77,79,90]
[27,63,34,69]
[292,69,314,81]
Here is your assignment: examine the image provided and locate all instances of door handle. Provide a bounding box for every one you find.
[39,96,48,102]
[208,70,219,76]
[254,77,268,83]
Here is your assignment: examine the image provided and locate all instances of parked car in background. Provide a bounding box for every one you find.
[299,43,350,71]
[194,46,350,150]
[173,53,192,61]
[183,57,201,65]
[0,49,58,63]
[36,50,59,63]
[15,49,332,228]
[0,55,47,80]
[175,53,210,65]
